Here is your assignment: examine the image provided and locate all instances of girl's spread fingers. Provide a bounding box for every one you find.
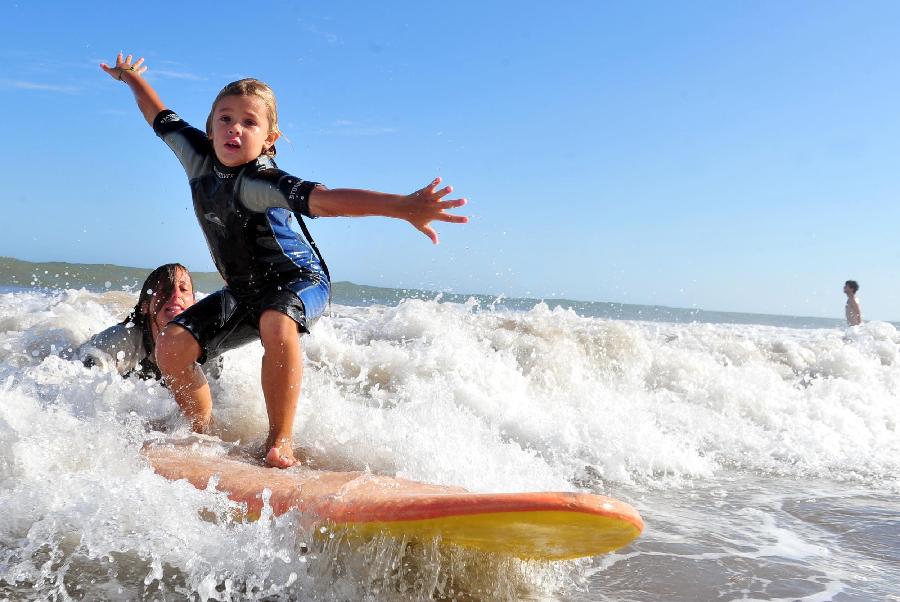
[125,54,133,65]
[434,185,453,200]
[438,213,469,223]
[438,198,466,209]
[421,226,438,244]
[133,57,145,68]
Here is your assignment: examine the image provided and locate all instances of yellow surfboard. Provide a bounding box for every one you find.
[144,438,643,561]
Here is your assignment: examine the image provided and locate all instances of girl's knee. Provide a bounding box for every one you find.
[259,310,301,348]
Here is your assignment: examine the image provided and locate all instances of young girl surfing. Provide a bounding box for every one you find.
[101,52,468,468]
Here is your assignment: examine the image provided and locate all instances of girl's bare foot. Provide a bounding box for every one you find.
[264,437,297,468]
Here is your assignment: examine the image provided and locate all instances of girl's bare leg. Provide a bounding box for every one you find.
[258,309,303,468]
[156,324,212,433]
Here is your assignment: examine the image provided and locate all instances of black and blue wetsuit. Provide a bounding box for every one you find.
[153,109,330,362]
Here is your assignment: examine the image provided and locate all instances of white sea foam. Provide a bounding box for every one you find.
[301,299,899,491]
[1,289,898,599]
[2,290,899,489]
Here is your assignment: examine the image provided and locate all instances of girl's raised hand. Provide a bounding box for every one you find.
[403,177,468,244]
[100,52,147,82]
[98,52,165,125]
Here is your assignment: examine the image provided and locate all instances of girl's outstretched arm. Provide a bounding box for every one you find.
[100,52,166,126]
[308,177,468,244]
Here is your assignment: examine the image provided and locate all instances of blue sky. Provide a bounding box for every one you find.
[2,1,898,320]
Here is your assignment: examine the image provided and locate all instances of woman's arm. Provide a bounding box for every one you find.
[309,177,468,244]
[74,323,145,376]
[100,52,166,126]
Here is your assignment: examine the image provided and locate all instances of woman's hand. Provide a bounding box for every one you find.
[100,52,147,82]
[402,177,468,244]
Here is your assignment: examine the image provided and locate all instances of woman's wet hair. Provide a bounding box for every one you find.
[122,263,194,354]
[205,78,280,157]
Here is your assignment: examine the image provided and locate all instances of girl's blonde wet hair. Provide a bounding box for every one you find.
[206,78,280,157]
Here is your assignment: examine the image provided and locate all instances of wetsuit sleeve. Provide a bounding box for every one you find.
[152,109,211,180]
[238,169,320,218]
[74,323,145,376]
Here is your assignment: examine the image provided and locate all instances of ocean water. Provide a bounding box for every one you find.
[0,261,898,601]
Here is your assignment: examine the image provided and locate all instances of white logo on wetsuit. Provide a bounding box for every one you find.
[288,180,307,202]
[204,213,226,227]
[213,166,235,180]
[159,113,181,123]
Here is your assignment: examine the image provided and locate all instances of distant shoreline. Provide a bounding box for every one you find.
[0,256,886,328]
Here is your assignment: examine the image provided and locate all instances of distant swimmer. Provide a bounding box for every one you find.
[843,280,862,326]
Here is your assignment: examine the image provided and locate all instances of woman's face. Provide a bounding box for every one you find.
[150,269,195,338]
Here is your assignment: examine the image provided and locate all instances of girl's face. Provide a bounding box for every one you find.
[209,94,279,167]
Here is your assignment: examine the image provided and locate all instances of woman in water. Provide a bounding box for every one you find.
[76,263,204,379]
